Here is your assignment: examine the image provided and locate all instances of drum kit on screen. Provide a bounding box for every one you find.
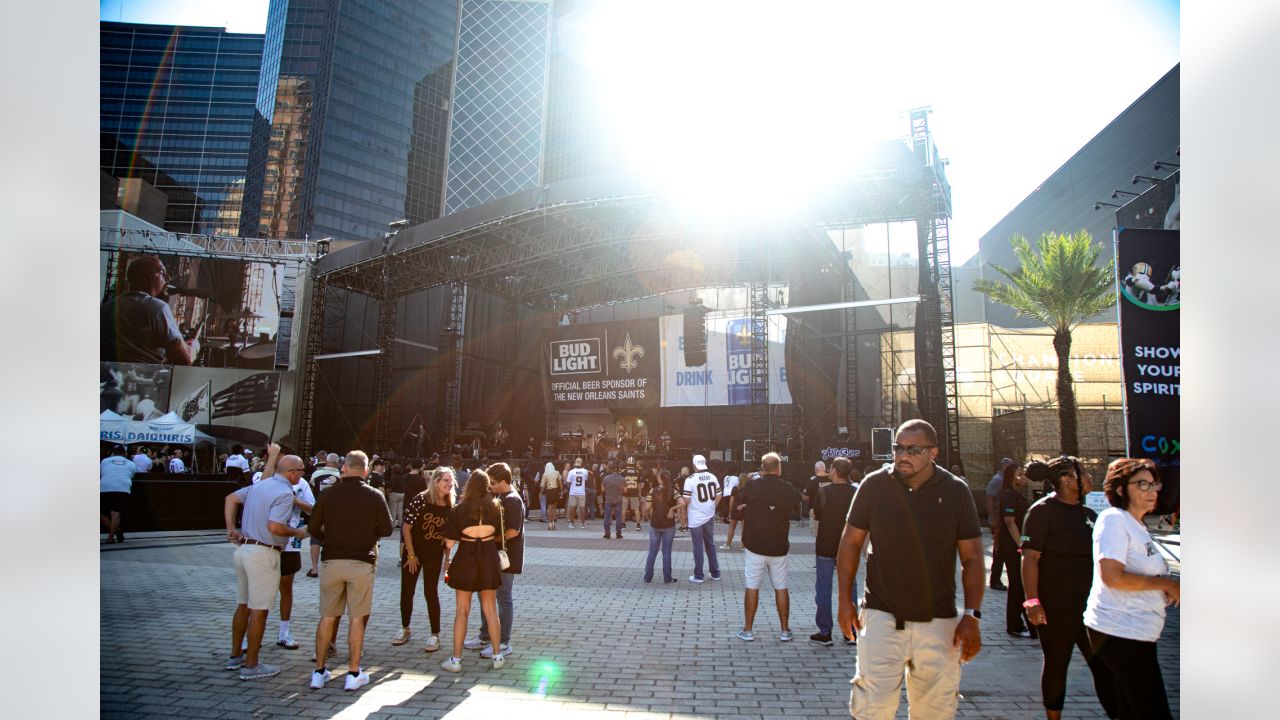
[197,310,277,370]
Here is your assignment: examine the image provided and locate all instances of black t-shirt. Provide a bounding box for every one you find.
[999,486,1029,545]
[402,472,428,500]
[495,490,525,574]
[811,481,856,557]
[402,492,450,550]
[387,472,405,494]
[367,471,385,490]
[622,467,642,496]
[847,464,982,621]
[804,475,828,504]
[1021,493,1097,592]
[649,486,676,529]
[740,473,795,556]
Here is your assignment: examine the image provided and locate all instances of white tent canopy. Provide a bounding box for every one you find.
[101,409,201,446]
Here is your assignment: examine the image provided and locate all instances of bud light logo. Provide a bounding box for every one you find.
[549,339,601,375]
[727,319,752,405]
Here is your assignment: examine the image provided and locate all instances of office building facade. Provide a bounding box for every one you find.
[100,21,264,236]
[443,0,552,215]
[240,0,458,241]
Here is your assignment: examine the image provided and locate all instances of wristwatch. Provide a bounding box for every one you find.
[963,608,982,619]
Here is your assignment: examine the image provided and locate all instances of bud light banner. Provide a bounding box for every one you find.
[659,314,792,407]
[542,320,661,410]
[1115,228,1179,514]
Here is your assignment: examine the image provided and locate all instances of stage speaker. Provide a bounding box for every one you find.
[871,427,894,460]
[683,301,707,367]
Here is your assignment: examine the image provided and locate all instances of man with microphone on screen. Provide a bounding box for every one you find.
[101,254,197,365]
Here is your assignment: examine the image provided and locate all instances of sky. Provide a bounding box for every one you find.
[99,0,1180,265]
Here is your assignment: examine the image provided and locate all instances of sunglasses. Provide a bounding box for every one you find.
[892,444,936,457]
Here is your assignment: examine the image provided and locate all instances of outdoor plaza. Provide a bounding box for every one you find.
[100,524,1179,719]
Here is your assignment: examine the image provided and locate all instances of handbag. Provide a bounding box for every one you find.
[496,500,511,571]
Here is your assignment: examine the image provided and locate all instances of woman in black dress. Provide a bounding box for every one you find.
[997,460,1036,638]
[439,469,505,673]
[1022,457,1119,719]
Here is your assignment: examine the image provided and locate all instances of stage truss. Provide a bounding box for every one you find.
[300,127,960,467]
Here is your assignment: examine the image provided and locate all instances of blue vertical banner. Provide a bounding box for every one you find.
[726,318,753,405]
[1115,228,1179,514]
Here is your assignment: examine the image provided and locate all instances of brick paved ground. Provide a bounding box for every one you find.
[101,522,1178,719]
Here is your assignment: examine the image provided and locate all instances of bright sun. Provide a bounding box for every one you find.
[558,1,910,222]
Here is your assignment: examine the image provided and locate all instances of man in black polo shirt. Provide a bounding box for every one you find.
[836,419,984,720]
[307,450,393,692]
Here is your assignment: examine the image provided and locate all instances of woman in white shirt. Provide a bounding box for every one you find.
[1083,458,1179,720]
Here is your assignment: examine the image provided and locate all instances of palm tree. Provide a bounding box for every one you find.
[973,230,1115,456]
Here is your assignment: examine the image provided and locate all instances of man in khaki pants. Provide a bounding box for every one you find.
[836,420,986,719]
[307,450,393,692]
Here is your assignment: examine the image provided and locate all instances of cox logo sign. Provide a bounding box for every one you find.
[1141,435,1180,455]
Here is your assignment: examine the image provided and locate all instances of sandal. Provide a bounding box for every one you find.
[306,569,318,578]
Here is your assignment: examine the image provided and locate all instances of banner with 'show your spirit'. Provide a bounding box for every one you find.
[659,313,792,407]
[542,320,661,410]
[1115,227,1179,514]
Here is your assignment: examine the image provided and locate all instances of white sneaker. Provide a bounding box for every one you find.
[309,669,331,689]
[344,670,370,691]
[736,629,755,641]
[490,653,505,670]
[424,635,441,653]
[479,642,512,658]
[463,637,486,651]
[688,575,705,584]
[440,656,463,673]
[779,630,794,642]
[391,627,411,646]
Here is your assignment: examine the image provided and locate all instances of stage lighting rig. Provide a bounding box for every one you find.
[1153,161,1179,171]
[1132,175,1164,185]
[1094,201,1121,211]
[1111,190,1139,199]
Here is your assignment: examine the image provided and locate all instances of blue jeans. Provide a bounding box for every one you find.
[689,520,720,580]
[644,526,676,582]
[603,498,623,535]
[814,554,857,636]
[585,488,597,520]
[539,493,547,521]
[478,572,514,644]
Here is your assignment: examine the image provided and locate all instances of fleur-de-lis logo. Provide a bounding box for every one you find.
[612,333,645,374]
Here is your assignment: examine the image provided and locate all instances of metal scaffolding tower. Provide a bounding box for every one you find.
[371,284,397,455]
[296,275,328,455]
[909,108,961,466]
[441,280,467,445]
[843,269,861,441]
[746,281,771,461]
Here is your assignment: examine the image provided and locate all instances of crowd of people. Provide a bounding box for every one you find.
[101,417,1178,718]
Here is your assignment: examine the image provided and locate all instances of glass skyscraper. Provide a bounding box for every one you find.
[240,0,458,241]
[443,0,552,215]
[100,22,264,236]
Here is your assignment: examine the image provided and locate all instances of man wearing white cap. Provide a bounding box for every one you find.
[679,454,722,583]
[565,457,589,528]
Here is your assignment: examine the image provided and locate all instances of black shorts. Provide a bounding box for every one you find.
[100,491,130,515]
[280,551,302,577]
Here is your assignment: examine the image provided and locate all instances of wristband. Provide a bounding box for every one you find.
[1022,598,1041,609]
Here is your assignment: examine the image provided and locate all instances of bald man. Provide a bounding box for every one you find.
[101,254,195,364]
[223,443,310,680]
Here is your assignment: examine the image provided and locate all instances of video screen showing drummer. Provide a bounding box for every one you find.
[101,253,283,369]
